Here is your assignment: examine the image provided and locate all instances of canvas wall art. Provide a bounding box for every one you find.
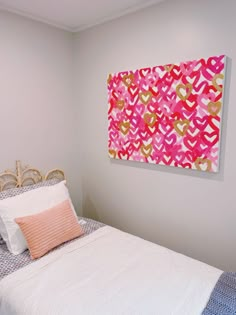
[108,55,226,172]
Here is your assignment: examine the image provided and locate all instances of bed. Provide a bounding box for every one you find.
[0,161,235,315]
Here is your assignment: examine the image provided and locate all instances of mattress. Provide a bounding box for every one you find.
[0,217,104,281]
[0,224,222,315]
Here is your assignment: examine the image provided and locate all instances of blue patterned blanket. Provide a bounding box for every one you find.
[202,272,236,315]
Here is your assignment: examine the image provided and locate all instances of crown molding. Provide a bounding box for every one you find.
[0,4,73,32]
[70,0,164,33]
[0,0,163,33]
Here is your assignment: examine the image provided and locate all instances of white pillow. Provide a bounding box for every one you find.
[0,180,76,255]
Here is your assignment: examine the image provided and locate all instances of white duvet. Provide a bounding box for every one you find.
[0,226,222,315]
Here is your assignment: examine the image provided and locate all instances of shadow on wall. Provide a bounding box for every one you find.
[82,194,100,221]
[111,56,232,182]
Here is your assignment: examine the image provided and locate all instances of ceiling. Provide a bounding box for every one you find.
[0,0,164,32]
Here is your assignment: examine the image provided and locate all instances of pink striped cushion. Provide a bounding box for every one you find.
[15,200,83,259]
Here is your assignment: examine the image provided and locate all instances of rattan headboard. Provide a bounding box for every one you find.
[0,161,65,192]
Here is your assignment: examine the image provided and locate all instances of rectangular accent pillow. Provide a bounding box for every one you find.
[0,180,77,255]
[15,200,83,259]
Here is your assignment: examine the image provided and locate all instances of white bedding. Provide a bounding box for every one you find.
[0,226,222,315]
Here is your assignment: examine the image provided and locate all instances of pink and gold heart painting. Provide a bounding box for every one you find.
[107,55,226,172]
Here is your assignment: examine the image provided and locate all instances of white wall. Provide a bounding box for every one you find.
[0,11,82,212]
[1,0,235,271]
[74,0,236,271]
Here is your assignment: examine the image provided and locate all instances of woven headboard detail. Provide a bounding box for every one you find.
[0,161,65,192]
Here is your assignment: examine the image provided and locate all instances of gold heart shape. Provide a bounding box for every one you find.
[116,100,125,110]
[176,83,192,101]
[122,74,134,87]
[119,122,130,135]
[139,91,152,105]
[108,150,116,158]
[144,113,157,127]
[173,120,190,136]
[164,64,174,72]
[141,144,153,158]
[195,158,212,172]
[212,73,224,92]
[107,74,112,85]
[208,101,222,116]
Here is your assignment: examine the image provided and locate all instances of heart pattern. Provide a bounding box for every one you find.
[108,55,226,172]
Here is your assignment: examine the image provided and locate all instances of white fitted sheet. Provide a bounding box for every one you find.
[0,226,222,315]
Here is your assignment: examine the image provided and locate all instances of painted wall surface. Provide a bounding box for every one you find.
[1,0,235,271]
[0,11,82,212]
[74,0,235,271]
